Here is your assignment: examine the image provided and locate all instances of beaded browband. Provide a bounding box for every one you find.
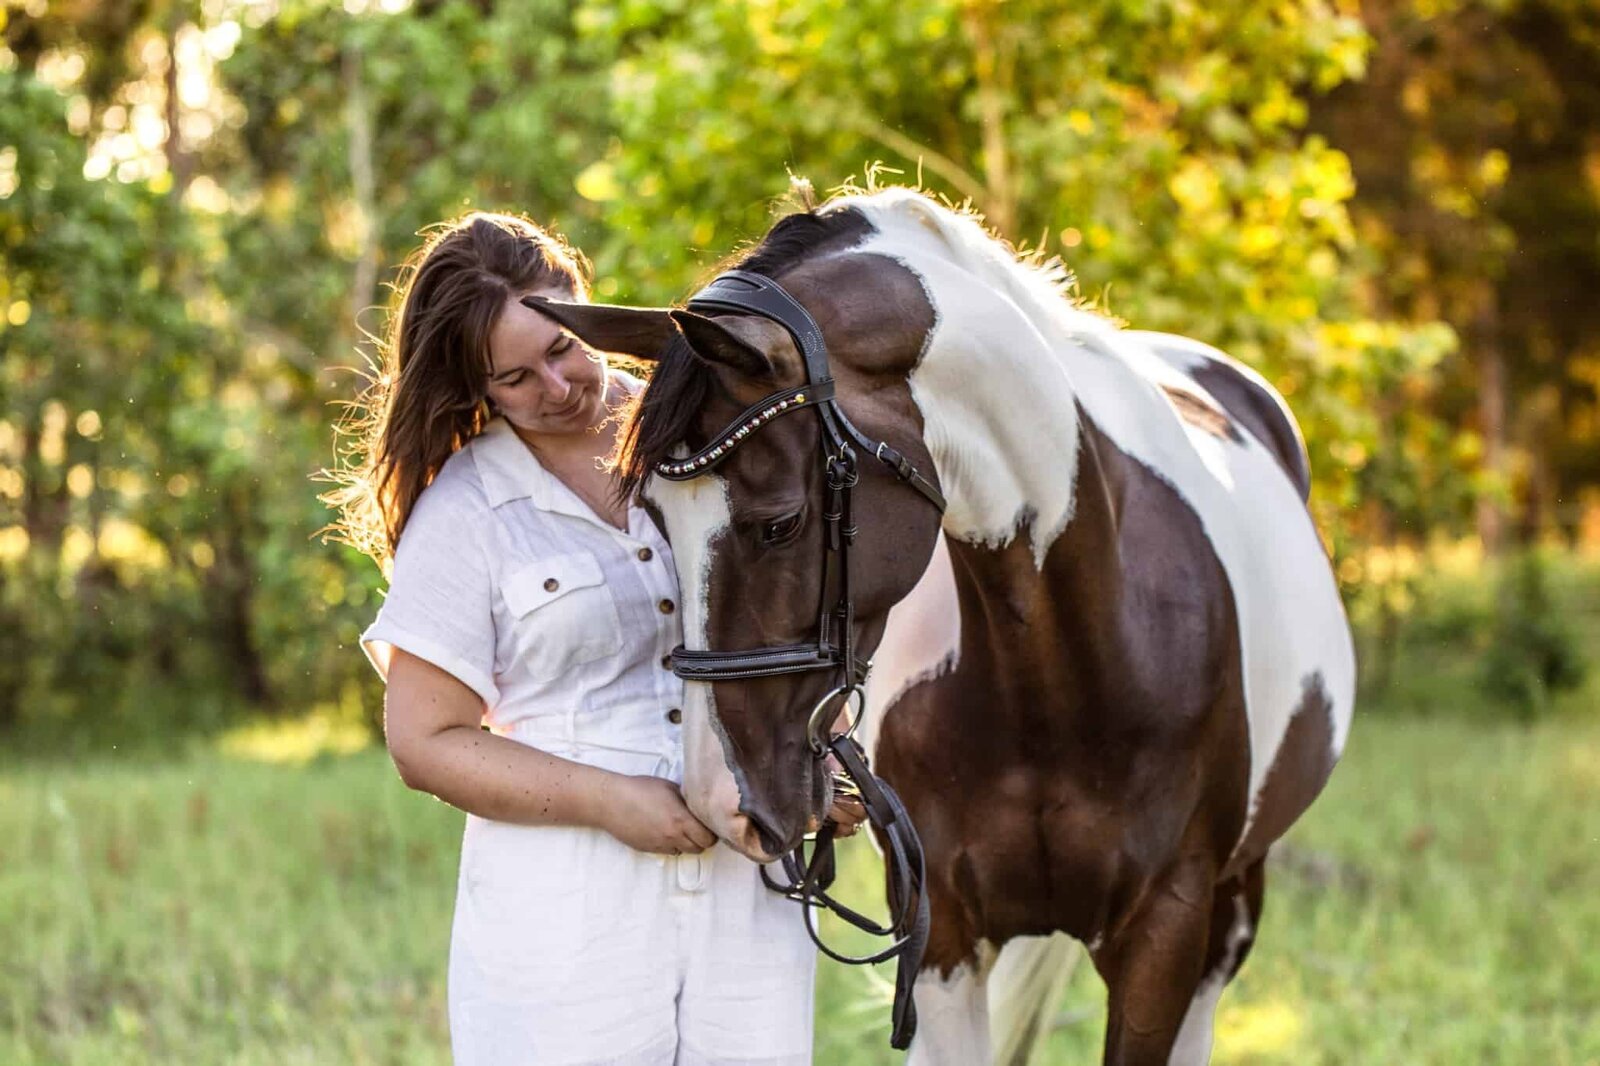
[654,382,830,479]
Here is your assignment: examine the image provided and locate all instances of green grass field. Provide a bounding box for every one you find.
[4,708,1598,1065]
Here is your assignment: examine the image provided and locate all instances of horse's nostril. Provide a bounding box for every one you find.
[745,812,790,859]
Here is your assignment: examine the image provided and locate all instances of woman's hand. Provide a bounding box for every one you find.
[600,774,718,855]
[827,791,867,838]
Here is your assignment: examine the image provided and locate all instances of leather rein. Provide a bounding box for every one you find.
[654,269,944,1050]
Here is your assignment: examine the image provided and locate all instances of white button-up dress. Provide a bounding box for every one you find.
[361,409,815,1066]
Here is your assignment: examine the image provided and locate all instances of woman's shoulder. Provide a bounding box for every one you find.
[403,445,493,543]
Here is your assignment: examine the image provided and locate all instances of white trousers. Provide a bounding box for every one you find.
[447,813,816,1066]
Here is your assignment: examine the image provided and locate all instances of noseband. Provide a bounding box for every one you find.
[655,269,944,1050]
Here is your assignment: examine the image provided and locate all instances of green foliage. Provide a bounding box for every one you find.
[578,0,1458,548]
[0,0,1591,739]
[1352,546,1598,721]
[0,65,214,732]
[1480,550,1588,718]
[1316,0,1600,539]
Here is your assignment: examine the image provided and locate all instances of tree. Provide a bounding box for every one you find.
[1315,0,1600,550]
[579,0,1456,557]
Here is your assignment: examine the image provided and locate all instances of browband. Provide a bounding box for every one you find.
[654,382,834,480]
[661,271,946,513]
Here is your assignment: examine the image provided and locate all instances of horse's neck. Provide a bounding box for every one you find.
[905,263,1113,569]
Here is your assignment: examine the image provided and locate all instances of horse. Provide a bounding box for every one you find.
[526,186,1356,1066]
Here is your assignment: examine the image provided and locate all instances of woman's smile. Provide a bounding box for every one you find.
[547,390,586,419]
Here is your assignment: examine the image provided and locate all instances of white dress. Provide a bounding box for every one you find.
[361,410,816,1066]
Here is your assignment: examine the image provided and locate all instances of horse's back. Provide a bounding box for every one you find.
[1129,331,1313,503]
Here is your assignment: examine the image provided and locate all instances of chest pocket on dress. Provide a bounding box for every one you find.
[502,552,624,681]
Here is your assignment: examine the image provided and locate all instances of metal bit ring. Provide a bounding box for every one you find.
[807,683,865,756]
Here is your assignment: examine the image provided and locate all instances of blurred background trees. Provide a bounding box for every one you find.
[2,0,1596,742]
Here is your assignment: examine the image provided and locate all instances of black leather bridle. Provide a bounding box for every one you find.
[654,269,944,1050]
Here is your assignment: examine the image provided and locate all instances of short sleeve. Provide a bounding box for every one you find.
[361,474,499,708]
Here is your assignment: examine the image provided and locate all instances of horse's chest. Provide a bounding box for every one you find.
[868,506,1252,946]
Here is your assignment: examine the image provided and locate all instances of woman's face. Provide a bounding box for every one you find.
[484,287,608,436]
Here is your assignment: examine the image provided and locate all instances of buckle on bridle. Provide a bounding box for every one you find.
[826,446,859,490]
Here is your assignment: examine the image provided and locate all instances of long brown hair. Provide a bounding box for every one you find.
[324,212,590,571]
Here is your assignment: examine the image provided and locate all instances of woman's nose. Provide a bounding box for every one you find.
[538,364,572,402]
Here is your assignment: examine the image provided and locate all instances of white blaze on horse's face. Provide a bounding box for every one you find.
[644,471,776,859]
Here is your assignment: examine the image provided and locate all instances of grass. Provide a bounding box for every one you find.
[3,712,1598,1064]
[4,549,1598,1063]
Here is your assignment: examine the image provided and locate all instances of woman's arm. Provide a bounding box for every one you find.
[382,647,716,855]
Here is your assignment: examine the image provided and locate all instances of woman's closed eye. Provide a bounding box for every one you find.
[499,341,574,386]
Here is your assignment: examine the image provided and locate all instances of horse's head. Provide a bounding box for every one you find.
[531,207,942,860]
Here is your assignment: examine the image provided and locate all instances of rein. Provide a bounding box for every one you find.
[655,269,943,1050]
[758,733,929,1051]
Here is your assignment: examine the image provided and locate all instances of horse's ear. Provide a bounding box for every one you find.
[520,295,676,361]
[668,309,779,382]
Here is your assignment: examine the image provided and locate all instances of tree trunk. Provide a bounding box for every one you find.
[961,0,1016,237]
[20,409,68,562]
[209,488,273,710]
[0,568,20,732]
[344,40,381,368]
[1474,294,1508,556]
[163,4,194,198]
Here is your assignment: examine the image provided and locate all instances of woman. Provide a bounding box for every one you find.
[331,213,841,1065]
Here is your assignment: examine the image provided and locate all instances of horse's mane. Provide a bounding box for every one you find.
[842,186,1111,338]
[616,186,1105,501]
[616,206,872,500]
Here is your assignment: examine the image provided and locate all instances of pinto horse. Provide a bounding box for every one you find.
[528,188,1355,1065]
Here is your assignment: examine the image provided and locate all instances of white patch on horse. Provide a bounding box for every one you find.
[906,946,997,1066]
[859,530,961,761]
[1168,894,1253,1066]
[839,188,1355,847]
[644,473,745,840]
[853,193,1091,568]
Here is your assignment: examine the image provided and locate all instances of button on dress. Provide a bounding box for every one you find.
[361,402,815,1066]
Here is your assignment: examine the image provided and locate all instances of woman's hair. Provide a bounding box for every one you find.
[323,211,590,571]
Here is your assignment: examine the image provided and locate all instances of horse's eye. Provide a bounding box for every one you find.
[761,513,803,545]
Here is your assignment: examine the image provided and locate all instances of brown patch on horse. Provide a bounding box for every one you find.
[874,409,1252,976]
[1225,672,1337,879]
[1160,382,1243,444]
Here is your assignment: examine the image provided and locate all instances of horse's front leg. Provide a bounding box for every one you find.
[1090,860,1219,1066]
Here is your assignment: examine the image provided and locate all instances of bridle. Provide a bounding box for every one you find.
[653,269,945,1050]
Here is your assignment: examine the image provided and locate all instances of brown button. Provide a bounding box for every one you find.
[637,546,654,562]
[667,708,683,725]
[658,599,675,615]
[660,654,673,670]
[543,578,559,592]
